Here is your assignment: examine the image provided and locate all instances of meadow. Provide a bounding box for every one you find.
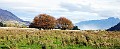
[0,28,120,49]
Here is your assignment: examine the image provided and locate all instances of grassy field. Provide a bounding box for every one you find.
[0,28,120,49]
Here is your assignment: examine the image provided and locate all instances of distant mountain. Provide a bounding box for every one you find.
[76,17,120,30]
[0,9,23,21]
[107,22,120,31]
[0,9,30,25]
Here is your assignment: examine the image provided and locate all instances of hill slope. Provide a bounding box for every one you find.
[0,9,30,25]
[0,9,23,21]
[76,17,120,30]
[107,22,120,31]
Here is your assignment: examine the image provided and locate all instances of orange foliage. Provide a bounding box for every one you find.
[57,17,73,30]
[31,14,56,29]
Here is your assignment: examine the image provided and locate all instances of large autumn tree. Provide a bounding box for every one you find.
[29,14,56,29]
[57,17,73,30]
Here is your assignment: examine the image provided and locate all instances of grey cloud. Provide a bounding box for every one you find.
[60,2,120,18]
[60,3,81,12]
[60,3,93,12]
[94,9,120,18]
[96,10,115,17]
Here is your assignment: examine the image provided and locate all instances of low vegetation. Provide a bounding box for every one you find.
[0,28,120,49]
[0,21,27,28]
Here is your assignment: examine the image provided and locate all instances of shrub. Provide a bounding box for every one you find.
[0,22,4,27]
[72,26,80,30]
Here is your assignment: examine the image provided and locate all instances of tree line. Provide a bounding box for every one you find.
[29,14,80,30]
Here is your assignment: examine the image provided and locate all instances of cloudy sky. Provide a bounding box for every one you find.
[0,0,120,23]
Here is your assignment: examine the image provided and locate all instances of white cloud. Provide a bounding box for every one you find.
[0,0,120,23]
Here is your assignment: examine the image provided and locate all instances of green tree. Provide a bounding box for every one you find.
[72,26,80,30]
[0,22,4,27]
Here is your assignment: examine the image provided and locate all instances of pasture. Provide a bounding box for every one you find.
[0,28,120,49]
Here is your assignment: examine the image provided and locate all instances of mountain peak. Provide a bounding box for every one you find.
[108,17,119,20]
[0,9,30,25]
[0,9,23,21]
[108,17,115,19]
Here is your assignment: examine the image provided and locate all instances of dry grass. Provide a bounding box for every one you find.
[0,28,120,49]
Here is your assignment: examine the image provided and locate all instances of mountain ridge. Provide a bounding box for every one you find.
[76,17,120,30]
